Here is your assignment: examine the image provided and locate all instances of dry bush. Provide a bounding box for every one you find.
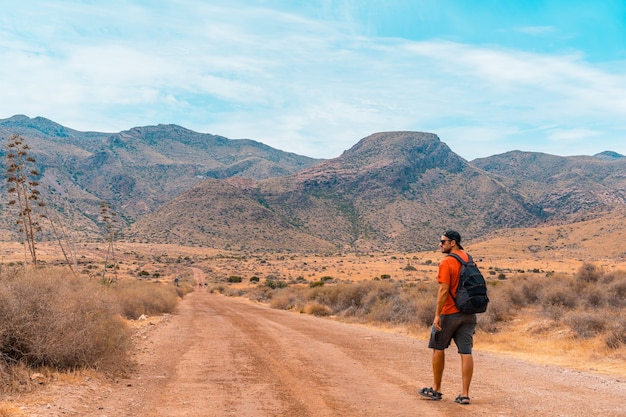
[260,279,438,327]
[564,311,607,338]
[410,292,437,328]
[174,277,195,298]
[477,284,513,333]
[306,281,392,318]
[269,287,306,310]
[209,284,227,294]
[606,316,626,349]
[575,262,602,283]
[246,285,275,302]
[111,280,179,319]
[606,275,626,309]
[488,267,626,341]
[581,287,606,309]
[541,285,578,319]
[502,274,542,306]
[363,284,436,325]
[308,285,343,311]
[302,302,332,316]
[360,281,397,313]
[0,267,132,382]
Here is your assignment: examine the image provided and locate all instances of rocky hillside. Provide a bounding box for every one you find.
[472,150,626,220]
[127,132,547,252]
[0,115,320,240]
[2,116,626,253]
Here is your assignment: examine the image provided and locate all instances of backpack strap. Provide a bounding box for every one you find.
[447,253,472,265]
[445,253,472,303]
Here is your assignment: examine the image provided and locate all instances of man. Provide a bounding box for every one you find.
[419,230,476,405]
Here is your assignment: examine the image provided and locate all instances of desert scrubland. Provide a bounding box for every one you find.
[1,232,625,416]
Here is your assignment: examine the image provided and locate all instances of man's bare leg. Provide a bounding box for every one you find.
[432,349,445,391]
[460,353,473,397]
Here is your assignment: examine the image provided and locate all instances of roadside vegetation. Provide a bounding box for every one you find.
[0,266,189,392]
[0,135,193,392]
[214,262,626,351]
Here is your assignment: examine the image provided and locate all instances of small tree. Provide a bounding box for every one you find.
[5,134,44,268]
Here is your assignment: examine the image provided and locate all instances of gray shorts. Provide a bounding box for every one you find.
[428,313,477,354]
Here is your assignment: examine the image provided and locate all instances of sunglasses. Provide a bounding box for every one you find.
[440,239,452,244]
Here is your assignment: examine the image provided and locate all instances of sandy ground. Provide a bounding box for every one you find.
[4,269,624,417]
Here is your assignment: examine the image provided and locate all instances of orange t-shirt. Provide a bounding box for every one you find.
[437,251,469,315]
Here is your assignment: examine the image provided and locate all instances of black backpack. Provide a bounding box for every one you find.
[447,253,489,314]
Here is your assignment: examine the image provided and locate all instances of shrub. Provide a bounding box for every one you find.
[269,288,304,310]
[606,316,626,349]
[575,262,602,283]
[0,267,132,377]
[227,275,243,283]
[247,285,274,302]
[502,275,540,306]
[544,288,577,310]
[302,302,332,316]
[564,312,606,338]
[477,285,513,333]
[111,280,179,319]
[607,277,626,308]
[582,287,605,309]
[328,283,372,312]
[265,279,288,289]
[411,292,437,328]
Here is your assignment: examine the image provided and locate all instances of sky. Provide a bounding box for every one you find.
[1,0,626,160]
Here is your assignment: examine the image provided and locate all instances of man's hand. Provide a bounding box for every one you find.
[433,314,442,331]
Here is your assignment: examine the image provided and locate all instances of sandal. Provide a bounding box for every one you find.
[454,395,471,405]
[419,387,442,400]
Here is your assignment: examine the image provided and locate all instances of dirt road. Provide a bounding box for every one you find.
[18,281,626,417]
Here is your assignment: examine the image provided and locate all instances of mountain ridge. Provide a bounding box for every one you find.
[2,115,625,252]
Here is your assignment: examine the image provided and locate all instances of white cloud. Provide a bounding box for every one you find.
[515,26,556,35]
[547,128,602,142]
[1,1,626,159]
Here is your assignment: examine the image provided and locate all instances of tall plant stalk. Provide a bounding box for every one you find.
[100,201,119,284]
[5,134,43,268]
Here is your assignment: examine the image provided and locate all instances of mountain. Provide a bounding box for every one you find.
[0,115,321,240]
[594,151,625,161]
[127,132,546,252]
[3,115,626,253]
[471,151,626,220]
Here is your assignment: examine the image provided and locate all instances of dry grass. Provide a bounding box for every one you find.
[110,279,181,320]
[0,404,24,417]
[0,263,187,393]
[477,315,626,375]
[0,267,132,370]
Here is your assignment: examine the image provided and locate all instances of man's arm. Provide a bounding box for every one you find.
[433,282,450,331]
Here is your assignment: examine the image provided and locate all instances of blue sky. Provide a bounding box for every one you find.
[1,0,625,160]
